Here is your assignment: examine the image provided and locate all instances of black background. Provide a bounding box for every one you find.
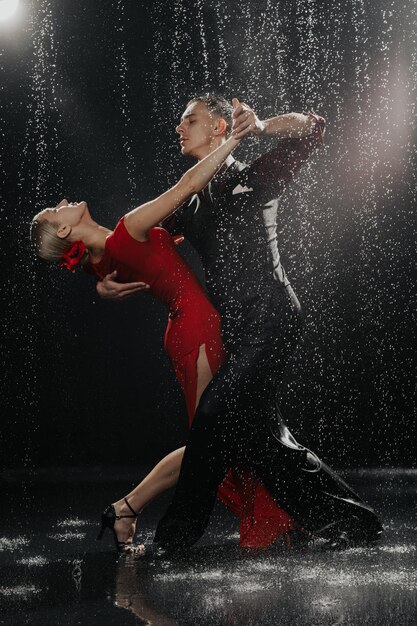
[1,0,416,469]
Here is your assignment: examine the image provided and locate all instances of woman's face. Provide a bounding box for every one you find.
[36,199,89,227]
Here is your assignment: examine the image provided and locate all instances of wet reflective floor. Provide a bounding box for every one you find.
[1,467,416,625]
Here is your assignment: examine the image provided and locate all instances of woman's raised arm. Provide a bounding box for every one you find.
[124,125,241,240]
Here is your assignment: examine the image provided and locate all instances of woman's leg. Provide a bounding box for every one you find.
[112,447,185,545]
[195,344,213,413]
[112,345,214,545]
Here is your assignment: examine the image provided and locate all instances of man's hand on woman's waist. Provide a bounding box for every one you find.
[96,270,149,300]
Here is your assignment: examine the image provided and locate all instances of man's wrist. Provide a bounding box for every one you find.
[254,119,267,136]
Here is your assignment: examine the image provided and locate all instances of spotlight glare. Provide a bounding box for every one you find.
[0,0,19,22]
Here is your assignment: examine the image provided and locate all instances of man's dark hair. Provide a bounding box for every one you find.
[187,95,233,135]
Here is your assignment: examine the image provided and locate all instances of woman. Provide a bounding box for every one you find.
[30,112,295,553]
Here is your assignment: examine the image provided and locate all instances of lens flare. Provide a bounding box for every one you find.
[0,0,19,22]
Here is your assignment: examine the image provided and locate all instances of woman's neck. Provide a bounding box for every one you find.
[71,222,112,264]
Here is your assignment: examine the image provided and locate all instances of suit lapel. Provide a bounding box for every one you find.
[210,161,246,208]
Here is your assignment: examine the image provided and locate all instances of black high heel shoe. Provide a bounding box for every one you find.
[97,497,143,554]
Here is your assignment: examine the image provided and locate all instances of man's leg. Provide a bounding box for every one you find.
[154,297,306,547]
[249,413,383,543]
[154,336,288,548]
[154,300,382,550]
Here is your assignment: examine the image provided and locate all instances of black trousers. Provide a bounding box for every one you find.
[154,286,381,547]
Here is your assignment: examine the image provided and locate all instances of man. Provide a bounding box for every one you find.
[98,96,382,552]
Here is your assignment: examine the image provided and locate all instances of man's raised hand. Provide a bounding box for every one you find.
[232,98,265,139]
[96,270,149,300]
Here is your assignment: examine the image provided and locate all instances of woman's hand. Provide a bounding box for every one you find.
[96,270,149,300]
[232,98,266,139]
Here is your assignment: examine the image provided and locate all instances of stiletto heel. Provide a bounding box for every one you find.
[97,497,143,554]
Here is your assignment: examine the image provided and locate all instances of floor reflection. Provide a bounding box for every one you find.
[116,558,178,625]
[0,468,416,625]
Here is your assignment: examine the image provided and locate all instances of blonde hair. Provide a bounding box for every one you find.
[30,218,71,262]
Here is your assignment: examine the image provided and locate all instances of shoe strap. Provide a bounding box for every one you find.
[123,497,138,517]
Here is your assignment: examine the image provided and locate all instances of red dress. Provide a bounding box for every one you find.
[86,218,294,547]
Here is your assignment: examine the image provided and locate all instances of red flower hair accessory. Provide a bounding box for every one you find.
[59,241,86,272]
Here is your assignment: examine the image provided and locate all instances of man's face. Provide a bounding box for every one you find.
[176,101,218,159]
